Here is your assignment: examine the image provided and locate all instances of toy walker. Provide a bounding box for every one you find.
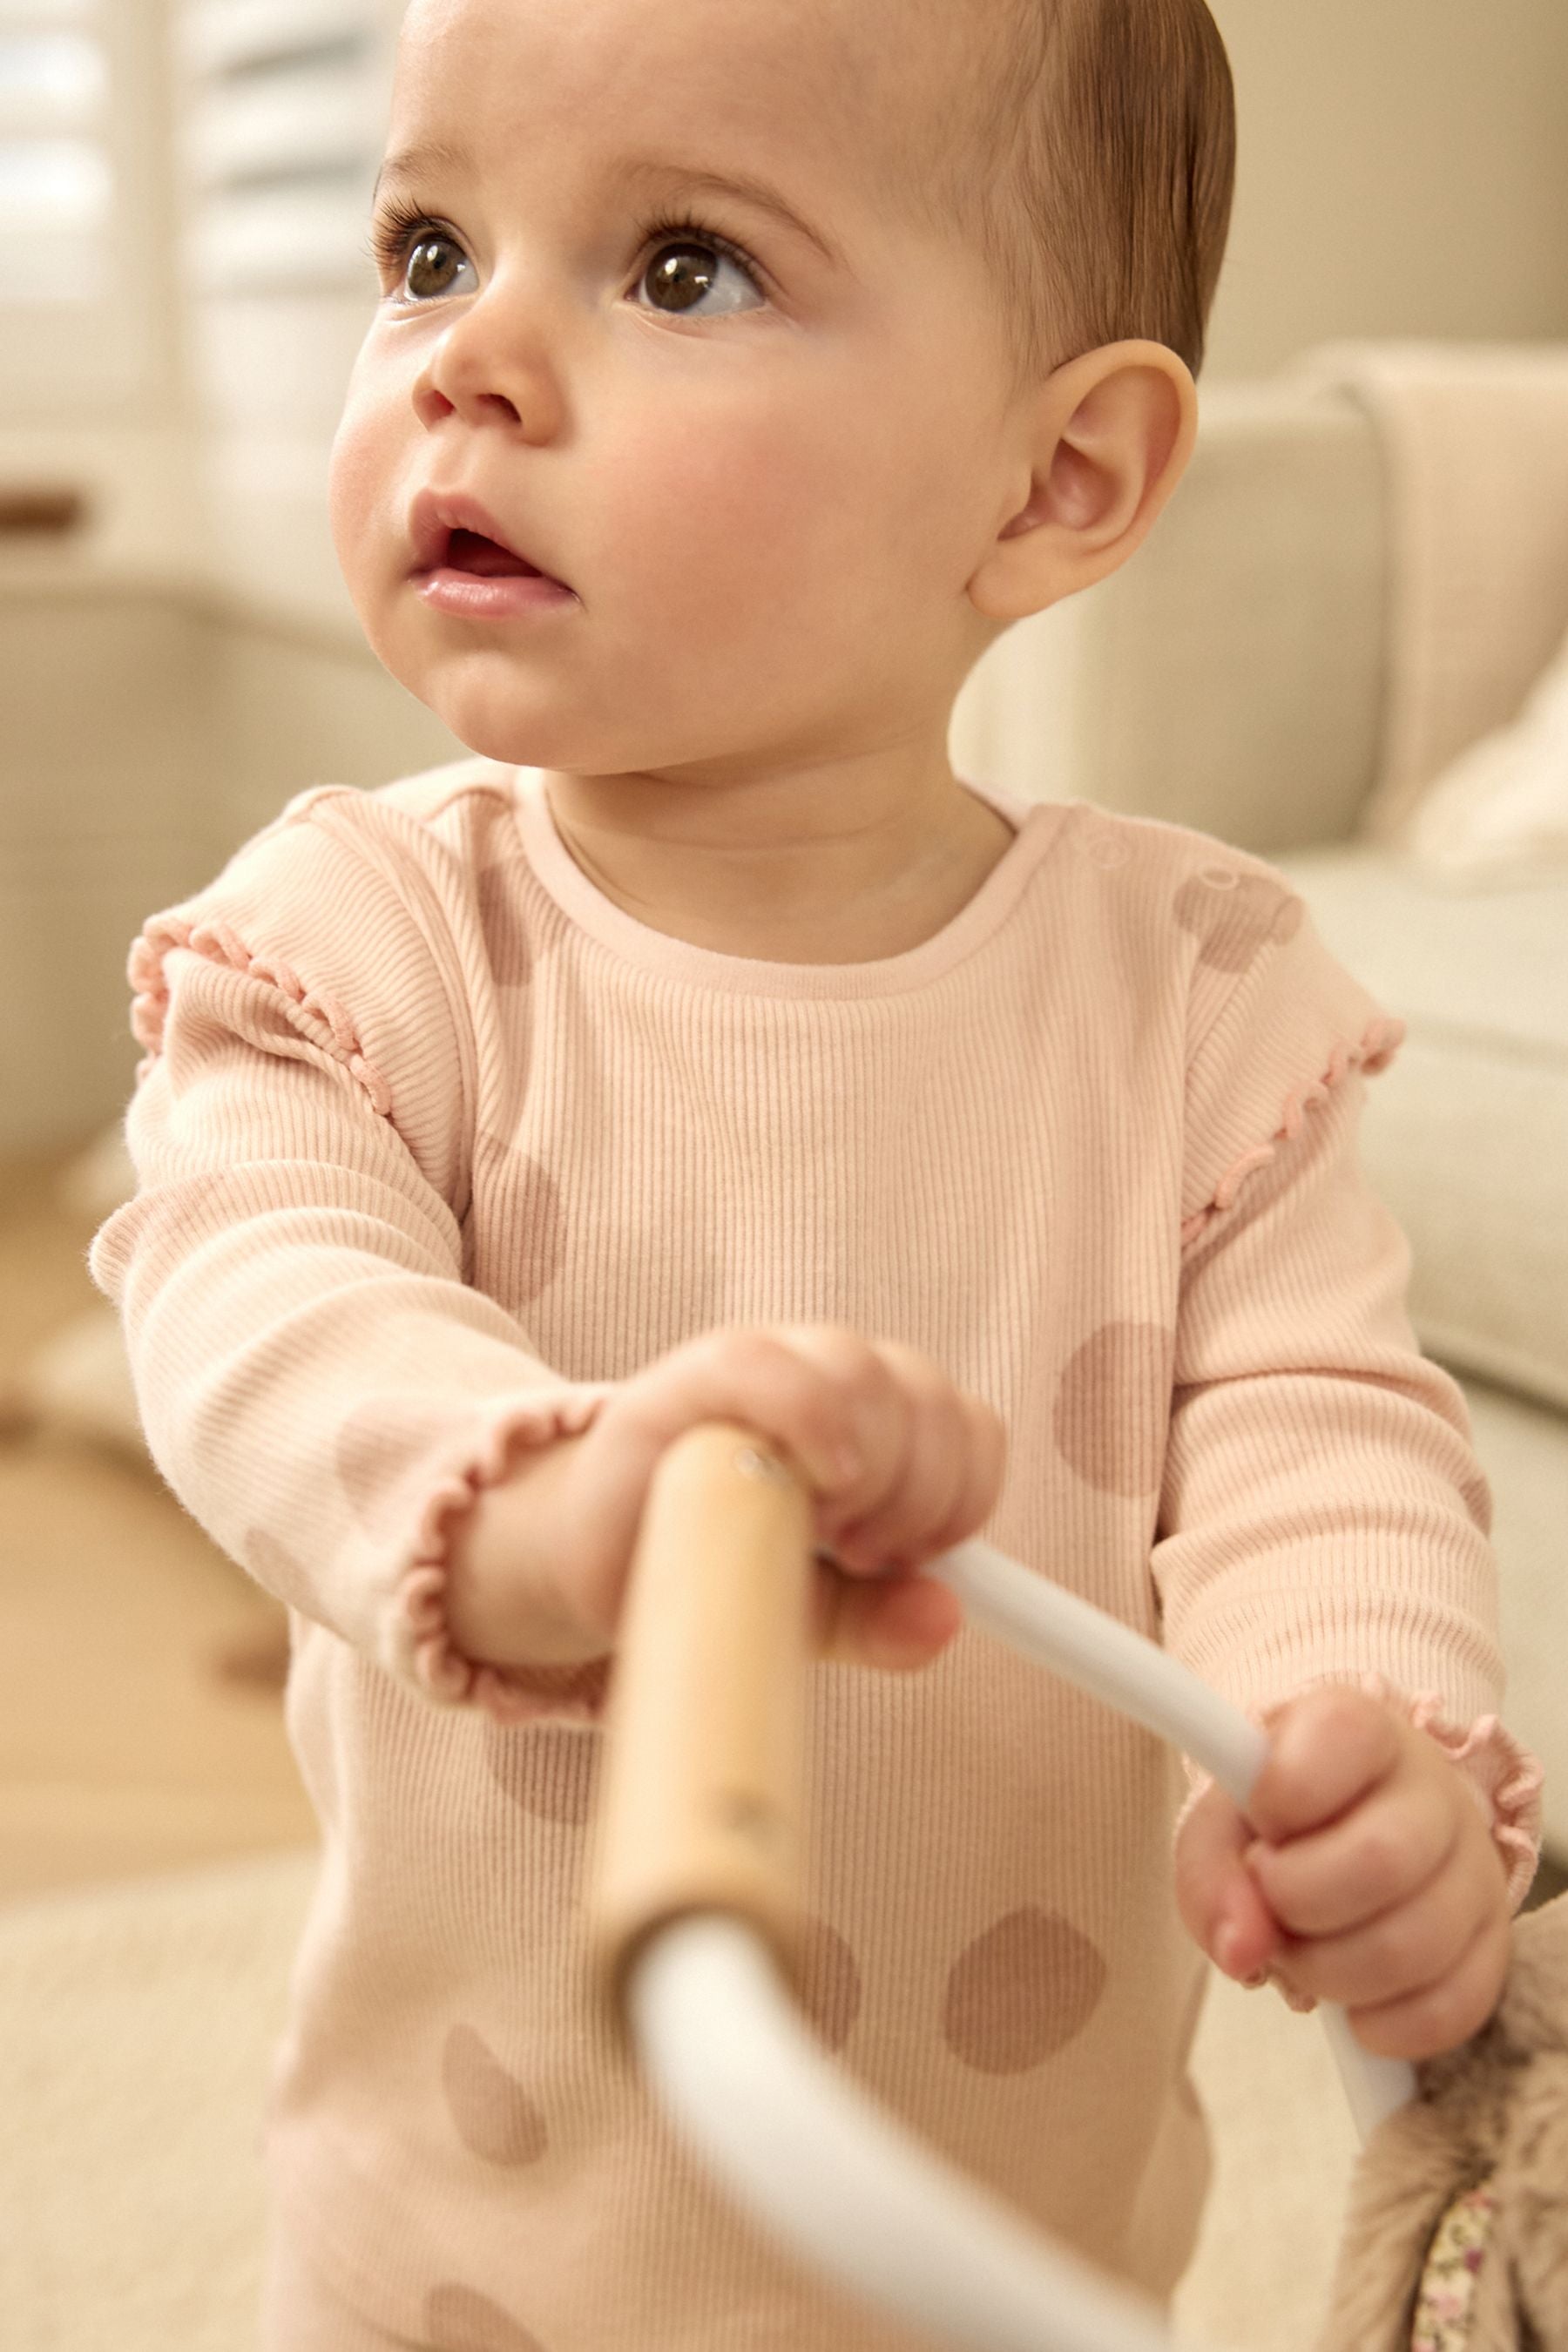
[585,1424,1568,2351]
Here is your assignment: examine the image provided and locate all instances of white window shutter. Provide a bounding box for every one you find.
[173,0,402,625]
[0,0,159,404]
[175,0,395,296]
[0,0,111,306]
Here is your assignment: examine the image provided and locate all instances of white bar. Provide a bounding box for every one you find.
[926,1540,1270,1805]
[624,1538,1417,2352]
[0,1,97,24]
[185,190,376,295]
[177,0,369,81]
[183,70,378,188]
[929,1540,1416,2136]
[632,1917,1179,2352]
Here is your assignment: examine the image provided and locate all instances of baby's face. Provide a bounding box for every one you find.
[329,0,1029,779]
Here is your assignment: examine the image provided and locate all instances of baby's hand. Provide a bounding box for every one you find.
[1174,1685,1512,2060]
[543,1321,1007,1677]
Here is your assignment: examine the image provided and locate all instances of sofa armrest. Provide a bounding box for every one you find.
[952,382,1390,858]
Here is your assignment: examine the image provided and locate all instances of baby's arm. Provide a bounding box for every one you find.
[89,792,618,1727]
[1153,902,1543,2053]
[91,795,999,1723]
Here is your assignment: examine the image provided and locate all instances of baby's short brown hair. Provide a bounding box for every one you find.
[898,0,1236,391]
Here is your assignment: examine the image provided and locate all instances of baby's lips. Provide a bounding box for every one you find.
[406,484,570,588]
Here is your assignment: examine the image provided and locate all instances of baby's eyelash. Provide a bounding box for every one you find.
[635,207,766,292]
[363,198,765,295]
[365,196,438,278]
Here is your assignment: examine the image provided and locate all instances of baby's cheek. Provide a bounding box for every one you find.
[328,409,382,579]
[637,419,828,610]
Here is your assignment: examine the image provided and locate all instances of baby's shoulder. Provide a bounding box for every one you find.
[1053,799,1296,894]
[1049,801,1308,982]
[265,756,530,905]
[359,755,518,831]
[275,755,517,854]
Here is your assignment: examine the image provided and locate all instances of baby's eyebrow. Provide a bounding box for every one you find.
[619,157,841,268]
[372,139,467,207]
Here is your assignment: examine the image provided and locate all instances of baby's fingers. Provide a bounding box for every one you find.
[1174,1781,1281,1984]
[820,1348,1004,1573]
[810,1559,964,1674]
[1342,1907,1512,2062]
[1271,1831,1508,2018]
[1246,1686,1403,1844]
[1245,1772,1459,1936]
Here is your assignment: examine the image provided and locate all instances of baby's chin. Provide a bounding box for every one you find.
[391,671,676,778]
[359,628,578,768]
[362,601,843,781]
[374,653,770,781]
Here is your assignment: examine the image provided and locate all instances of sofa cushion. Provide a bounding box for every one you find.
[1273,846,1568,1412]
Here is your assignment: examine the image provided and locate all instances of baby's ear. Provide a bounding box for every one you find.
[966,340,1197,623]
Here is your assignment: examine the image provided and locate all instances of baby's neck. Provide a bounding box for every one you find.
[538,768,1017,966]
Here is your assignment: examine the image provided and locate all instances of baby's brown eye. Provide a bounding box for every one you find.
[406,233,462,300]
[645,240,723,313]
[639,237,760,319]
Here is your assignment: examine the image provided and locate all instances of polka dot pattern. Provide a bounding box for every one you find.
[335,1398,464,1541]
[467,816,557,1137]
[942,1906,1108,2072]
[794,1916,862,2051]
[1173,868,1304,973]
[242,1526,315,1611]
[424,2281,548,2351]
[1053,1322,1175,1497]
[476,855,535,990]
[442,2024,550,2166]
[471,1153,568,1307]
[484,1723,600,1824]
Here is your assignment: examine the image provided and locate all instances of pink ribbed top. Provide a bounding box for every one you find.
[89,757,1543,2350]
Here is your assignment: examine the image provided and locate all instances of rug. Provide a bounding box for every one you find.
[0,1846,1361,2351]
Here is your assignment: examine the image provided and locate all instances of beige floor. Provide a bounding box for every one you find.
[0,1141,316,1901]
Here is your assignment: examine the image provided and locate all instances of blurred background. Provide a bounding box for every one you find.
[1,4,1565,2347]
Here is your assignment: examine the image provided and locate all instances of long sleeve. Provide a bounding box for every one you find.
[87,791,617,1727]
[1153,905,1544,1907]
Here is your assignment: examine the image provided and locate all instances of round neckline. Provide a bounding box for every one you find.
[508,767,1067,998]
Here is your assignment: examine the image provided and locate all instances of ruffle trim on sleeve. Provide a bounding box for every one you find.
[1179,1012,1408,1252]
[394,1384,618,1727]
[126,913,394,1115]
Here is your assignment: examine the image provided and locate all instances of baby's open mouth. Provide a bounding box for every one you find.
[443,528,541,578]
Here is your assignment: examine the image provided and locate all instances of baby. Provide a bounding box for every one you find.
[90,0,1545,2345]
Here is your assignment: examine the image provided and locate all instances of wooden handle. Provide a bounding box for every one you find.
[585,1421,815,2042]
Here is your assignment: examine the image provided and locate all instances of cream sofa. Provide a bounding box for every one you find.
[953,372,1567,1852]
